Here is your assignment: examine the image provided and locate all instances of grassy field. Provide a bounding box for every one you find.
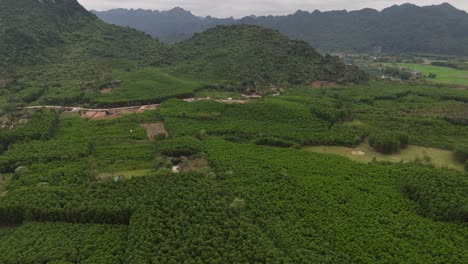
[304,143,464,171]
[390,63,468,86]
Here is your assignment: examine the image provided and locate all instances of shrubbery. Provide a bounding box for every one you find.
[255,137,296,148]
[310,103,353,125]
[369,132,409,154]
[454,145,468,163]
[0,110,59,151]
[156,137,205,157]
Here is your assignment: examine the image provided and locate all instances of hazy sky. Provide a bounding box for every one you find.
[78,0,468,18]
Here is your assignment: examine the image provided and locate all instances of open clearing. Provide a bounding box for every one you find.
[140,122,168,140]
[304,143,464,171]
[389,63,468,86]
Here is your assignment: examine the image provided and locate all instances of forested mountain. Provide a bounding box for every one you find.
[0,0,166,72]
[0,0,363,108]
[94,3,468,55]
[172,25,366,85]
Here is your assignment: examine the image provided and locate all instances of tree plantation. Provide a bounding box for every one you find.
[0,81,467,263]
[0,0,467,263]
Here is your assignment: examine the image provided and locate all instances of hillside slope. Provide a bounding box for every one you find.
[94,3,468,55]
[170,25,366,85]
[0,0,166,71]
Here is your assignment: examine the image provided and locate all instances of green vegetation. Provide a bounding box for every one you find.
[400,167,468,222]
[0,110,59,152]
[89,68,201,107]
[156,137,204,157]
[0,1,365,111]
[368,131,409,154]
[389,63,468,86]
[0,81,467,262]
[0,1,467,262]
[173,25,367,85]
[0,222,127,263]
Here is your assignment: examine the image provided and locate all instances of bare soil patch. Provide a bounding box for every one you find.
[100,87,113,94]
[77,104,160,120]
[311,81,337,88]
[179,158,210,173]
[351,151,366,156]
[80,111,121,120]
[0,79,13,88]
[141,122,168,140]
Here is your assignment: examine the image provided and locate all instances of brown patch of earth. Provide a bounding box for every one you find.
[140,122,168,140]
[18,119,29,125]
[0,79,13,88]
[311,81,337,88]
[179,158,210,173]
[82,111,98,119]
[351,151,366,156]
[81,111,121,120]
[100,87,113,94]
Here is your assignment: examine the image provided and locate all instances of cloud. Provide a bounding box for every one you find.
[78,0,468,18]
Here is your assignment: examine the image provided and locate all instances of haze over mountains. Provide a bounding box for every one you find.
[93,3,468,55]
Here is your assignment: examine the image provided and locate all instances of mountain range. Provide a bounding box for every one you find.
[93,3,468,55]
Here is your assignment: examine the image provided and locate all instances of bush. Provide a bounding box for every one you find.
[156,137,204,157]
[255,137,296,148]
[454,145,468,163]
[369,132,409,154]
[310,103,353,124]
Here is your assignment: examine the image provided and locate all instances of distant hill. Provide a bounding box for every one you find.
[171,25,366,85]
[92,7,235,44]
[93,3,468,55]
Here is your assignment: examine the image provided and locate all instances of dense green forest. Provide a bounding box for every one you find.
[95,3,468,55]
[0,82,467,262]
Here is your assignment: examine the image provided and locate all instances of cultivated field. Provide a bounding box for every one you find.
[390,63,468,86]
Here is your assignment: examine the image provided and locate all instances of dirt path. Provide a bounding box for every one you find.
[24,97,250,113]
[24,104,161,112]
[23,97,250,120]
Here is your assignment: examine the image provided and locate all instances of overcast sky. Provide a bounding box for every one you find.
[78,0,468,18]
